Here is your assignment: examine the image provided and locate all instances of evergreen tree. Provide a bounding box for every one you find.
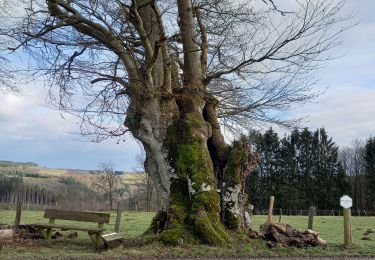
[246,127,351,211]
[278,134,300,209]
[296,128,317,208]
[364,137,375,209]
[314,128,348,209]
[246,128,281,210]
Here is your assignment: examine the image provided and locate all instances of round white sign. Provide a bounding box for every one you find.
[340,195,352,209]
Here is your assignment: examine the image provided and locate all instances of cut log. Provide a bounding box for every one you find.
[0,229,14,241]
[102,232,123,249]
[260,221,327,248]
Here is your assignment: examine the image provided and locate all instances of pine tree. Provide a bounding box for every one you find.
[314,128,344,209]
[278,135,299,209]
[246,127,351,211]
[364,137,375,209]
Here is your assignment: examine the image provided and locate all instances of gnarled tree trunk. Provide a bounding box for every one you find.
[128,84,256,245]
[119,0,256,245]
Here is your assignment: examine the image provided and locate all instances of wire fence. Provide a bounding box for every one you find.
[254,208,375,216]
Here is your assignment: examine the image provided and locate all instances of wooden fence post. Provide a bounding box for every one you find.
[308,206,315,230]
[115,201,122,233]
[14,200,22,226]
[343,208,352,248]
[268,196,275,222]
[279,208,282,223]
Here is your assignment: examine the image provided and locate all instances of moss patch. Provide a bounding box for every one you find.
[159,225,185,246]
[192,190,220,213]
[223,140,247,186]
[176,141,214,188]
[222,140,249,230]
[160,110,230,245]
[192,210,230,245]
[223,208,240,229]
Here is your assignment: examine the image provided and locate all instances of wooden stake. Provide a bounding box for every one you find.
[268,196,274,222]
[14,200,22,226]
[308,206,315,230]
[115,201,122,233]
[343,208,352,248]
[278,208,282,223]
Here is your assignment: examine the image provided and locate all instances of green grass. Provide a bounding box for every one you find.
[0,210,374,259]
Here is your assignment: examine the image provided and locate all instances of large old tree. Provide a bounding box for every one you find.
[1,0,347,244]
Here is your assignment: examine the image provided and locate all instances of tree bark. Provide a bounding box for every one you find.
[121,0,257,245]
[126,76,258,243]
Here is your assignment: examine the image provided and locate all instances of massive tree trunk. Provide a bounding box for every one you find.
[126,82,255,245]
[120,0,256,245]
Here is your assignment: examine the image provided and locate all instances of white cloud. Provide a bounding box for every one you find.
[293,87,375,145]
[0,87,77,141]
[283,0,375,145]
[0,85,141,170]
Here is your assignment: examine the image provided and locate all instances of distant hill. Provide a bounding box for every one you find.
[0,159,142,189]
[0,160,38,168]
[0,159,124,174]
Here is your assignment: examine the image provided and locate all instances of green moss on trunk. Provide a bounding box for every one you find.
[223,140,247,186]
[157,116,229,246]
[222,140,248,230]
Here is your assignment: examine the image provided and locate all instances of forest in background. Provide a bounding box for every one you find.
[0,160,157,212]
[246,128,375,213]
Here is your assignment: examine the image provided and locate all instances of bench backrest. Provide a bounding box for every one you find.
[44,209,110,224]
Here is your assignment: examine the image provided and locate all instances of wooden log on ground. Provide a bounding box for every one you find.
[0,229,14,241]
[260,221,327,248]
[102,232,123,249]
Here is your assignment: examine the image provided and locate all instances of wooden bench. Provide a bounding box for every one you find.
[31,209,110,246]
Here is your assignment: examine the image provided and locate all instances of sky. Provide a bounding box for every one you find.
[0,0,374,171]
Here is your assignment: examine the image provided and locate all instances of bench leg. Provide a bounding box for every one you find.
[88,231,101,247]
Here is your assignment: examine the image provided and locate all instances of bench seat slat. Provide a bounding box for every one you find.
[43,209,110,224]
[31,223,104,232]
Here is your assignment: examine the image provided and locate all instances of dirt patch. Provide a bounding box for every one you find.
[363,229,374,236]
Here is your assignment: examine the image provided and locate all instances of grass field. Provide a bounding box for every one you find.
[1,210,375,259]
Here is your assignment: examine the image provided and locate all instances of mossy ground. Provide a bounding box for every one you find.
[1,209,375,259]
